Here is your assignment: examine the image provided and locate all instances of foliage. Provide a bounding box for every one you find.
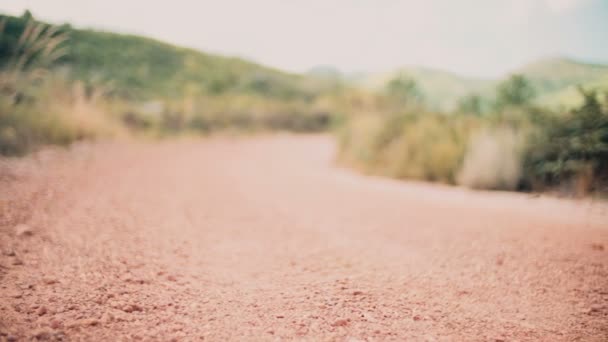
[338,78,608,195]
[0,13,327,102]
[337,108,479,184]
[495,74,536,110]
[523,88,608,194]
[0,15,68,104]
[457,94,484,116]
[0,12,335,155]
[384,72,424,106]
[0,14,113,155]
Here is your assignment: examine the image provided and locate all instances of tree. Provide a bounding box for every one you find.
[385,72,423,106]
[495,74,536,109]
[21,10,33,21]
[523,88,608,193]
[457,94,483,116]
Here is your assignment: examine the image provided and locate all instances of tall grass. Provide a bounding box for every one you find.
[337,109,478,183]
[0,18,67,104]
[0,18,121,155]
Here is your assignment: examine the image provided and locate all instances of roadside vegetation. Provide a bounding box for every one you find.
[337,73,608,195]
[0,12,336,156]
[1,11,607,196]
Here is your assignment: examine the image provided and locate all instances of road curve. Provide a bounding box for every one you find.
[1,135,607,341]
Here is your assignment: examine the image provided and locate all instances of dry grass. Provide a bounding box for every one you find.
[457,127,524,190]
[0,19,122,155]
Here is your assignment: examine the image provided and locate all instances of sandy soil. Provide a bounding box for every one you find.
[1,135,607,341]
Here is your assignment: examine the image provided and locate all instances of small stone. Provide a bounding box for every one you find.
[12,258,23,266]
[589,304,603,313]
[50,320,63,329]
[331,319,349,327]
[102,312,114,323]
[7,335,18,342]
[591,243,604,251]
[18,283,32,291]
[2,249,16,256]
[496,257,504,266]
[80,318,99,326]
[32,328,52,339]
[10,291,22,299]
[122,304,143,313]
[413,315,422,321]
[15,224,33,237]
[37,306,47,316]
[352,291,364,296]
[167,275,177,282]
[43,278,58,285]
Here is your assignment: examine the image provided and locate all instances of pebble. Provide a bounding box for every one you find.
[37,306,48,316]
[102,312,115,323]
[331,319,349,327]
[79,318,99,327]
[589,304,603,313]
[2,249,16,256]
[590,243,604,251]
[32,328,52,340]
[123,304,143,313]
[43,278,58,285]
[14,224,33,237]
[50,320,63,329]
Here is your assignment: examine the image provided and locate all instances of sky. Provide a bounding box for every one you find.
[1,0,607,78]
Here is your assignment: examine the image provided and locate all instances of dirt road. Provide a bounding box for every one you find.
[1,135,607,341]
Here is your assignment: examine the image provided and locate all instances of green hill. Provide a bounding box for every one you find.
[0,13,325,101]
[514,57,608,93]
[2,12,605,111]
[515,57,608,108]
[366,67,493,110]
[358,57,608,111]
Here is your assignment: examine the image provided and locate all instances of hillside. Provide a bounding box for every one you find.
[1,13,605,110]
[359,67,493,110]
[514,57,608,93]
[0,13,325,101]
[358,57,608,110]
[515,57,608,108]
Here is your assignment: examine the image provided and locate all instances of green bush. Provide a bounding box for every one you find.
[523,89,608,194]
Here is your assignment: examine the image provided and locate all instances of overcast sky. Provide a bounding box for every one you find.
[1,0,607,77]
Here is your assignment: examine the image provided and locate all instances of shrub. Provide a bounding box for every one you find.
[522,88,608,194]
[337,109,479,184]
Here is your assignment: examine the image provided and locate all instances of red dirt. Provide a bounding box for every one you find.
[1,134,607,341]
